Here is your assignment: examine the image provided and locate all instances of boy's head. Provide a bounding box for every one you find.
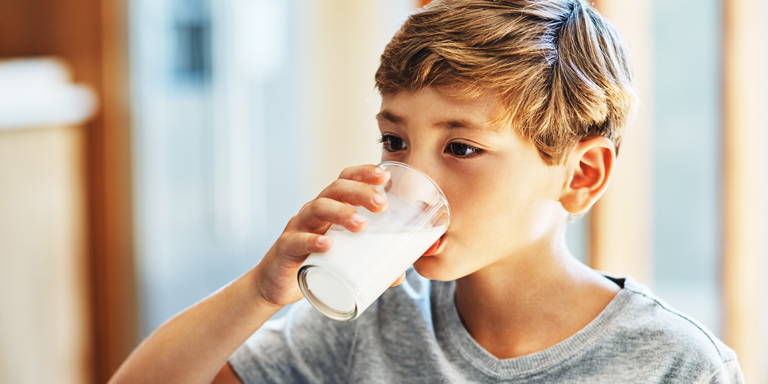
[373,0,638,280]
[375,0,637,166]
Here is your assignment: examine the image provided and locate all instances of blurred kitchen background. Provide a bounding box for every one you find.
[0,0,766,383]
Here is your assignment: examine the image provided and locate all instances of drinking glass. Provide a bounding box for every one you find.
[298,161,450,321]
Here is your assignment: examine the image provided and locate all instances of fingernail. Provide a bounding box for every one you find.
[374,167,385,175]
[374,194,387,205]
[352,214,367,224]
[317,236,330,246]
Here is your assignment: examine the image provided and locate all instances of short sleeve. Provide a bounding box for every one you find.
[229,300,358,384]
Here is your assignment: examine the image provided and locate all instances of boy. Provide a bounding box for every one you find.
[111,0,744,382]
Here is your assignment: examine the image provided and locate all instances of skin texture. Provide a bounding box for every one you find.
[110,87,620,383]
[378,89,568,281]
[377,88,620,358]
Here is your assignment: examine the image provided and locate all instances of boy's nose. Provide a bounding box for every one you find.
[399,154,445,191]
[400,154,435,178]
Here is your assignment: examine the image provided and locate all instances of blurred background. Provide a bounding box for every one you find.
[0,0,766,383]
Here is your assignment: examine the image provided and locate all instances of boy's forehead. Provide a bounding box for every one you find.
[377,88,507,133]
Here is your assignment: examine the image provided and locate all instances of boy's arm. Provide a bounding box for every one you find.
[212,363,242,384]
[109,263,280,384]
[108,165,392,384]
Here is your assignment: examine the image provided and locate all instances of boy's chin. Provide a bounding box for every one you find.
[413,257,465,281]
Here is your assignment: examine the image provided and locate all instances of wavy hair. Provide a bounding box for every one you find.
[375,0,638,165]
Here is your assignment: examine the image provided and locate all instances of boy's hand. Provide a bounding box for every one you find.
[254,164,392,309]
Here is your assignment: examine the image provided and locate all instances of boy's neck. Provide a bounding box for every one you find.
[453,239,620,360]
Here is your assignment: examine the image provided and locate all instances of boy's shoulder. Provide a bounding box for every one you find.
[616,276,732,358]
[600,275,743,383]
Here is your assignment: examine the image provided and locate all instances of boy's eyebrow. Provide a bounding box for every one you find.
[376,110,404,125]
[434,119,482,131]
[377,110,484,131]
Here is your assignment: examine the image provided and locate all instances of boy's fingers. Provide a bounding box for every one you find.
[338,164,391,185]
[390,272,407,287]
[317,179,388,213]
[296,197,369,233]
[275,232,333,262]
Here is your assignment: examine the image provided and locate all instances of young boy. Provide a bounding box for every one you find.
[111,0,744,382]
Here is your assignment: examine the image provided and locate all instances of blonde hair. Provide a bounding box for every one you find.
[375,0,638,165]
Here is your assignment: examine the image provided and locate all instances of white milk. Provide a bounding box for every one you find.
[300,225,447,320]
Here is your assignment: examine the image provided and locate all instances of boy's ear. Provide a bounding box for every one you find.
[559,137,616,214]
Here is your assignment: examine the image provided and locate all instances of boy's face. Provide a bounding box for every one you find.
[377,88,570,281]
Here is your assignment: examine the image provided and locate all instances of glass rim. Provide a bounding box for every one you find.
[376,161,451,225]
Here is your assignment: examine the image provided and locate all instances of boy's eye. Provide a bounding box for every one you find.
[380,135,407,152]
[380,135,483,158]
[445,142,482,158]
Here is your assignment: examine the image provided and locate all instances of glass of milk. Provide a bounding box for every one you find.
[298,161,450,321]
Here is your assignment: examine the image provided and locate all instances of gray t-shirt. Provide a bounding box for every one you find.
[230,270,743,383]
